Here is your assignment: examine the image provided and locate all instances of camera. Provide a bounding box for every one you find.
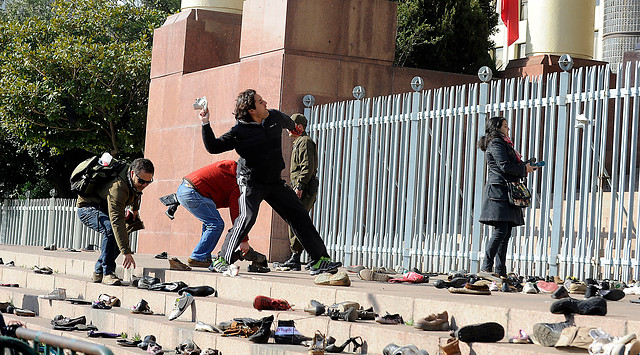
[525,158,545,167]
[193,97,208,111]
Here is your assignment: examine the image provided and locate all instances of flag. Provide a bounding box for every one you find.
[501,0,519,46]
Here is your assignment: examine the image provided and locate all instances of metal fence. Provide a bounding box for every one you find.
[306,58,640,282]
[0,197,138,252]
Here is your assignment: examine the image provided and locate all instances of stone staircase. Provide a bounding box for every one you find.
[0,244,638,355]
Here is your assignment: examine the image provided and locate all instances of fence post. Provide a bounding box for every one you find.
[343,91,364,267]
[403,77,424,268]
[549,55,573,277]
[46,190,57,247]
[0,199,7,244]
[470,67,492,273]
[20,192,31,246]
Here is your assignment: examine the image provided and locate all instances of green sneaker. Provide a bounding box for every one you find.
[208,257,229,273]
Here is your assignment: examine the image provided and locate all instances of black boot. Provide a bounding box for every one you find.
[248,315,273,343]
[159,193,180,220]
[281,253,302,271]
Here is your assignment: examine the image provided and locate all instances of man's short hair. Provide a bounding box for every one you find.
[291,113,307,128]
[131,158,154,175]
[234,89,257,123]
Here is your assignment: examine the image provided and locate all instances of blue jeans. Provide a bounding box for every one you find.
[176,181,224,262]
[77,206,119,276]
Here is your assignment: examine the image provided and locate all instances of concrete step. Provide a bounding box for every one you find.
[1,245,639,354]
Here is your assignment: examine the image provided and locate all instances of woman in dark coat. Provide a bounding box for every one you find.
[478,117,537,277]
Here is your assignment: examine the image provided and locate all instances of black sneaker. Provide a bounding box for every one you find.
[281,253,302,271]
[455,322,504,343]
[551,285,569,299]
[550,297,607,316]
[309,257,341,276]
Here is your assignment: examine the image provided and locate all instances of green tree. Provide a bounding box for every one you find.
[394,0,499,74]
[0,0,178,197]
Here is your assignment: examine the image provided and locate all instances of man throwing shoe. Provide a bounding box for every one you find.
[198,89,340,275]
[174,159,265,268]
[76,158,154,285]
[279,113,319,271]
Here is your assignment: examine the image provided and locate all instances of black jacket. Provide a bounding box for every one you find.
[478,138,527,226]
[202,109,295,184]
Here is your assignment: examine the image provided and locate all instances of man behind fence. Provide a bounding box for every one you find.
[76,158,154,285]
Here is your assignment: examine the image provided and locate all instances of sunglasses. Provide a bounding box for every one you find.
[135,172,154,185]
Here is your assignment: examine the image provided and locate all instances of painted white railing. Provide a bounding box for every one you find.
[0,198,138,252]
[306,60,640,282]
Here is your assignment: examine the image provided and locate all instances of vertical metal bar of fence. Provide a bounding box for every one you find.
[402,90,421,268]
[440,88,454,270]
[624,62,640,279]
[461,84,479,272]
[592,64,611,279]
[20,199,29,246]
[46,197,55,248]
[417,91,432,270]
[470,80,488,274]
[614,62,633,280]
[549,67,571,278]
[343,99,362,267]
[0,199,7,244]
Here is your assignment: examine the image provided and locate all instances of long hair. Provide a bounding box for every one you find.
[477,116,506,151]
[234,89,257,123]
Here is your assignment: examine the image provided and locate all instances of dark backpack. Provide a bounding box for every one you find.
[70,156,127,197]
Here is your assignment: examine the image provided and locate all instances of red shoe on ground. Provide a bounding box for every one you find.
[253,295,292,311]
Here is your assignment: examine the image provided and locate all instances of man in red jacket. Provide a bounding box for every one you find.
[175,160,265,270]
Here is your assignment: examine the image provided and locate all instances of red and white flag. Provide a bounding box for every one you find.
[501,0,519,46]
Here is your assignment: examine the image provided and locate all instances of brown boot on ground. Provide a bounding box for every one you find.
[92,272,103,283]
[440,338,461,355]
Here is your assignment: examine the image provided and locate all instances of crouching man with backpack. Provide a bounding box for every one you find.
[76,158,155,285]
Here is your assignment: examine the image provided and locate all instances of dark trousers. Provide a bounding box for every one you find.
[219,179,329,263]
[481,221,512,277]
[287,186,318,254]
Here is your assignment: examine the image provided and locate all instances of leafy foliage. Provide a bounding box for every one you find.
[0,0,176,197]
[394,0,499,74]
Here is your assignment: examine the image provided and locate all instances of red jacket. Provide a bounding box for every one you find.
[184,160,240,223]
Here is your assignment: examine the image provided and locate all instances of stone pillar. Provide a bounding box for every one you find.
[527,0,596,59]
[181,0,243,14]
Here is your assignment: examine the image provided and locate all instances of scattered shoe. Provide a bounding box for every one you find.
[91,301,111,310]
[315,271,351,286]
[345,265,365,274]
[375,312,404,325]
[149,281,188,293]
[179,286,216,297]
[308,331,326,355]
[117,339,142,347]
[195,321,222,333]
[601,289,625,301]
[175,339,200,355]
[97,294,120,307]
[81,244,98,251]
[309,257,341,276]
[253,295,291,311]
[52,315,86,327]
[137,276,161,289]
[248,315,274,343]
[222,264,239,277]
[169,257,192,271]
[530,321,572,347]
[154,252,168,259]
[551,285,569,299]
[508,329,533,344]
[454,322,504,343]
[328,307,358,322]
[87,330,121,338]
[359,268,390,282]
[39,288,66,300]
[5,261,14,267]
[388,272,427,283]
[247,264,270,273]
[537,281,559,293]
[550,297,607,316]
[304,300,326,316]
[273,319,310,345]
[382,343,428,355]
[33,266,53,275]
[44,244,57,251]
[439,338,461,355]
[131,299,154,314]
[433,277,468,289]
[67,298,92,305]
[13,308,36,317]
[168,293,195,321]
[415,311,449,331]
[522,282,538,294]
[326,336,363,353]
[279,252,302,271]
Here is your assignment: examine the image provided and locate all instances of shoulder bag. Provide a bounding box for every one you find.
[505,179,531,208]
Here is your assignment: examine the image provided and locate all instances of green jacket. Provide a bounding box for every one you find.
[290,133,318,191]
[76,166,141,255]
